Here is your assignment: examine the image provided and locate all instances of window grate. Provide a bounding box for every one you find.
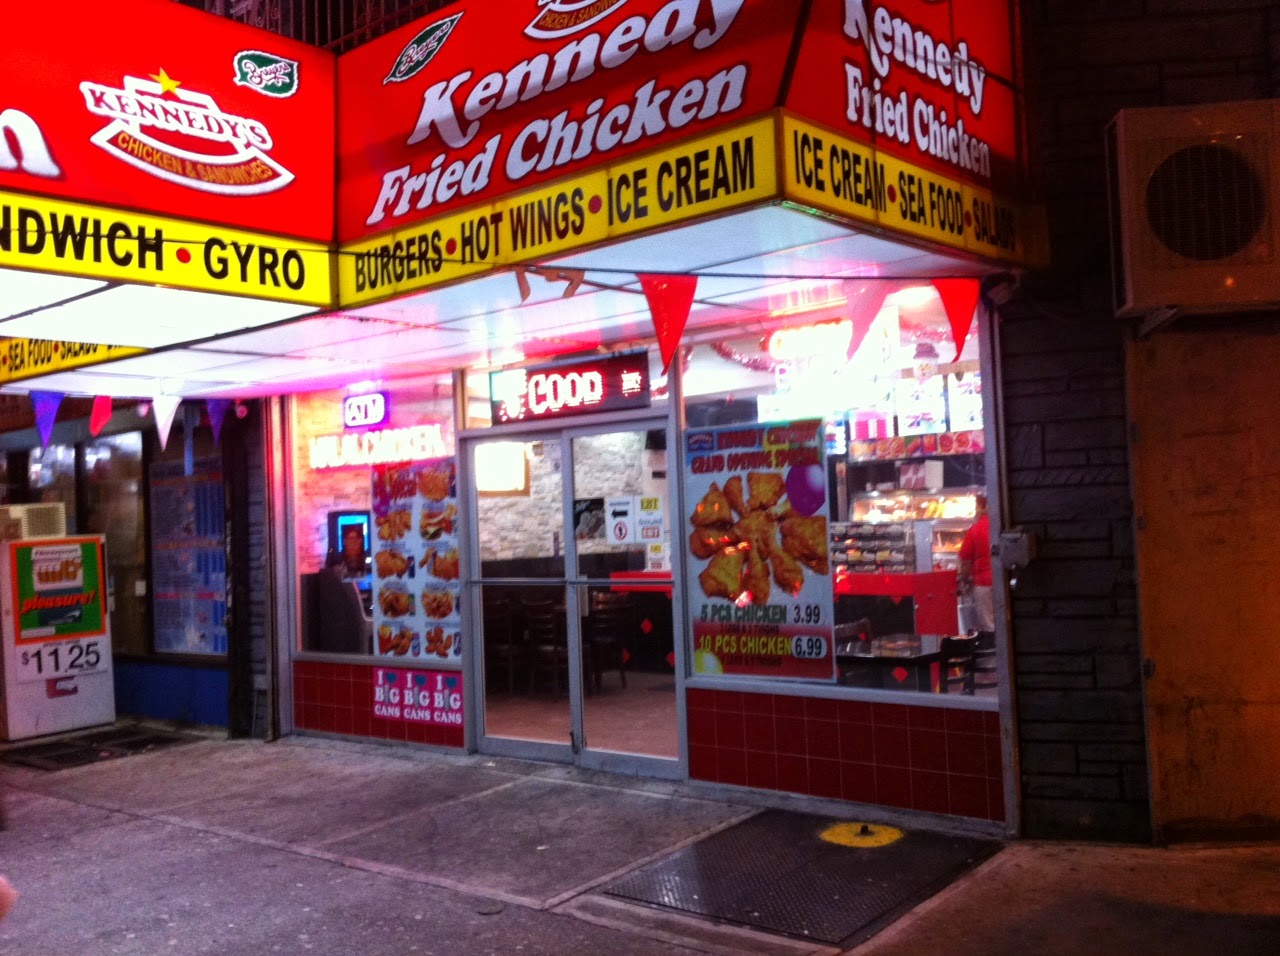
[179,0,456,53]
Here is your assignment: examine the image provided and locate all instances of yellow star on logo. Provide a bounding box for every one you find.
[150,68,181,94]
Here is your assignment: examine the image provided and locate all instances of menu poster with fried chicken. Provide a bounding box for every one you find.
[684,419,837,682]
[371,458,463,662]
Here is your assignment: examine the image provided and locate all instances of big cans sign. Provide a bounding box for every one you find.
[337,0,803,243]
[0,0,334,243]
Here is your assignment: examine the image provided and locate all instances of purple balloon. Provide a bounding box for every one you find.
[785,464,826,517]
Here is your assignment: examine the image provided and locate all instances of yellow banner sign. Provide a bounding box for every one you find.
[781,115,1040,267]
[339,117,778,306]
[0,338,144,385]
[0,190,333,306]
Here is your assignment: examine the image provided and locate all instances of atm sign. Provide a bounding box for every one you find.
[490,351,650,423]
[343,391,388,429]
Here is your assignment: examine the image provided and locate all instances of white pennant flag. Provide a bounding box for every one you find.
[152,394,182,450]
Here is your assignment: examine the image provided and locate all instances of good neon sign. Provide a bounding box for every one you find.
[490,350,650,423]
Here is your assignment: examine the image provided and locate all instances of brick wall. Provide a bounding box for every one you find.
[1008,0,1277,840]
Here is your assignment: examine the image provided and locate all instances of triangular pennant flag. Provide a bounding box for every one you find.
[842,280,895,360]
[30,391,63,448]
[639,273,697,374]
[152,395,181,451]
[89,395,113,437]
[932,278,982,361]
[206,399,232,445]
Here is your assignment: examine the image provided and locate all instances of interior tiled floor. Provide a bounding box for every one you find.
[484,670,679,759]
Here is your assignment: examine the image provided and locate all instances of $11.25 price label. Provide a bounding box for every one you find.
[15,638,106,683]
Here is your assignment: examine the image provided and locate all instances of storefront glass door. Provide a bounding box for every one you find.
[569,428,678,765]
[469,422,679,774]
[473,437,573,759]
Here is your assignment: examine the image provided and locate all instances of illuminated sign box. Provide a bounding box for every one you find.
[489,350,650,424]
[343,391,388,429]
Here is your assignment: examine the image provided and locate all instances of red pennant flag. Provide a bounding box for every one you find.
[842,280,895,360]
[640,273,697,374]
[89,396,113,437]
[932,278,982,361]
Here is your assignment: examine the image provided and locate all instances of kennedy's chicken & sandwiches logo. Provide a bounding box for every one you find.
[526,0,630,39]
[79,68,294,196]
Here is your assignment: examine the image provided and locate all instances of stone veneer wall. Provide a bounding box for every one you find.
[478,431,656,562]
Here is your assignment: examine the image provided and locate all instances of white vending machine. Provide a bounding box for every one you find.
[0,535,115,741]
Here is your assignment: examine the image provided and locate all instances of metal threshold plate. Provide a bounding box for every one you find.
[604,809,999,945]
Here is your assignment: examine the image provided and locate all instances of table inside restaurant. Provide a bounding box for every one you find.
[836,634,974,693]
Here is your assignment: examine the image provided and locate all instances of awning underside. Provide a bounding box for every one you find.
[2,205,994,399]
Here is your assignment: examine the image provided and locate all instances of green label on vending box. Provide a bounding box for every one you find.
[12,539,107,642]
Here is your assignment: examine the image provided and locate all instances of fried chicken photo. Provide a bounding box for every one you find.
[378,586,414,617]
[698,545,747,601]
[425,627,456,658]
[731,510,777,559]
[376,509,411,542]
[723,474,748,517]
[742,546,771,606]
[418,462,454,502]
[771,549,806,596]
[781,515,830,575]
[375,549,410,579]
[689,527,738,560]
[421,588,455,619]
[746,471,786,511]
[690,482,734,528]
[392,628,416,656]
[431,548,460,581]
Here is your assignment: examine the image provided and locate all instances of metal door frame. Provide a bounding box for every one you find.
[462,412,682,779]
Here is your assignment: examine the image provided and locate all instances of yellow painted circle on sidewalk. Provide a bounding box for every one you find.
[820,822,905,848]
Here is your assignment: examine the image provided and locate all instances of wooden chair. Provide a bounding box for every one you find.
[584,590,630,694]
[939,636,976,695]
[524,598,569,697]
[973,630,998,691]
[482,595,524,695]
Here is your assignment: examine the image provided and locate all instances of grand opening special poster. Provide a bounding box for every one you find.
[684,419,836,681]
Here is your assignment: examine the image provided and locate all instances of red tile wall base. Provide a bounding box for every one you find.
[293,661,464,750]
[687,688,1005,822]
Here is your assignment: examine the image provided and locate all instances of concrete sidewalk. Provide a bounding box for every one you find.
[2,735,1278,955]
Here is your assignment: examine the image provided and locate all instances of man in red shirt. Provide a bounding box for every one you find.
[959,495,995,636]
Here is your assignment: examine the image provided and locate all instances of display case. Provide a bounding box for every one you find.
[836,491,979,573]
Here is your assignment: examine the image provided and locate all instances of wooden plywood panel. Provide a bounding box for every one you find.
[1129,330,1280,836]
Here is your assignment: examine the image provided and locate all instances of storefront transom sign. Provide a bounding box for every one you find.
[339,0,802,243]
[0,189,332,306]
[489,350,650,423]
[1,3,334,243]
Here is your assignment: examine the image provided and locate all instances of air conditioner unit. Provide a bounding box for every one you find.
[1107,99,1278,317]
[0,503,68,540]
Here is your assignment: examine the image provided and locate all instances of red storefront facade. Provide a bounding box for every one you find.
[4,0,1038,831]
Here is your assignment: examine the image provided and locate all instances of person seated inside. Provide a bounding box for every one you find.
[314,548,373,654]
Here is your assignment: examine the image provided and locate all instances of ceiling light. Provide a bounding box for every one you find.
[0,285,315,348]
[0,268,107,319]
[888,285,939,309]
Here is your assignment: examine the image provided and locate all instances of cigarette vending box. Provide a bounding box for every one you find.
[0,536,115,741]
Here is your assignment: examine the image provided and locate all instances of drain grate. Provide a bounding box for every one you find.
[1,727,200,771]
[604,809,998,946]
